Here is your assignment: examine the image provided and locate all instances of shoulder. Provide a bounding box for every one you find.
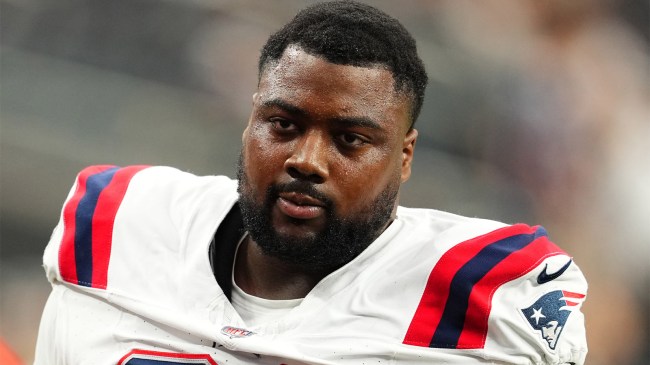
[393,207,588,364]
[67,165,236,198]
[60,165,237,221]
[395,207,569,271]
[44,165,238,290]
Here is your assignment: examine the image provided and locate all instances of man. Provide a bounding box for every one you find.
[34,1,587,364]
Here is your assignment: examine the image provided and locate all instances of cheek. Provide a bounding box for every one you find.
[335,150,401,209]
[243,126,288,182]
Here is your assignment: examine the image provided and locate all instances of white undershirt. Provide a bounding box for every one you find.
[230,233,303,327]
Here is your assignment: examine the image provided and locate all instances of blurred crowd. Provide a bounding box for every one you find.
[1,0,648,364]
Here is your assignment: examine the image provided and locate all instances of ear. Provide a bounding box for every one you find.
[401,128,418,183]
[242,92,259,143]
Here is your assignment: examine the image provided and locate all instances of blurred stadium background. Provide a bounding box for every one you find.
[1,0,648,363]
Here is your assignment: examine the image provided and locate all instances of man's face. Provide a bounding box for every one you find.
[238,46,417,271]
[542,320,561,348]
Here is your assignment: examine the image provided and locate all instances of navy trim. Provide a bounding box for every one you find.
[209,203,244,301]
[125,359,196,365]
[74,167,119,286]
[430,227,546,348]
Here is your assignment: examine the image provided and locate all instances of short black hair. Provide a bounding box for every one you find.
[258,0,428,127]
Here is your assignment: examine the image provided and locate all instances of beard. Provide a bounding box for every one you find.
[236,153,399,273]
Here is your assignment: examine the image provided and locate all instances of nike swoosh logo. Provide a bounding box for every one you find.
[537,259,572,284]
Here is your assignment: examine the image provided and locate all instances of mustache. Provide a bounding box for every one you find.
[269,180,333,208]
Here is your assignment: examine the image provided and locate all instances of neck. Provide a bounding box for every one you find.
[234,235,327,300]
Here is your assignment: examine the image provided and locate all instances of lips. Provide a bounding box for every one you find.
[276,191,326,220]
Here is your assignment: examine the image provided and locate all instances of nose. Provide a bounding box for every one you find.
[284,131,329,184]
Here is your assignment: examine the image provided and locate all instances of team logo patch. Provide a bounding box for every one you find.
[521,290,585,350]
[221,326,255,339]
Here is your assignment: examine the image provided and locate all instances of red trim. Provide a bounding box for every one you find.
[562,291,586,299]
[59,165,116,284]
[456,235,563,348]
[562,291,586,307]
[403,224,536,347]
[91,165,148,289]
[117,349,218,365]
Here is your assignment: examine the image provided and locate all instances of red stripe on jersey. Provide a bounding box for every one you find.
[118,349,218,365]
[91,165,148,289]
[456,234,564,348]
[59,165,116,285]
[403,224,535,347]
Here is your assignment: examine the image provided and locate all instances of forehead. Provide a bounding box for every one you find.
[257,46,410,128]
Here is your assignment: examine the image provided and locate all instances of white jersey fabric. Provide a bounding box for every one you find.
[34,165,588,365]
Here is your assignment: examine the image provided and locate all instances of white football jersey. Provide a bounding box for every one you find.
[34,165,588,365]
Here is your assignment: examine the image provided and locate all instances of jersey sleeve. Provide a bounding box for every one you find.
[33,283,138,365]
[401,223,588,364]
[37,165,242,363]
[44,165,151,289]
[33,284,62,365]
[487,248,588,365]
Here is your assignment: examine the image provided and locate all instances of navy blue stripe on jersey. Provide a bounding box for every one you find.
[125,359,195,365]
[73,166,120,286]
[430,228,546,348]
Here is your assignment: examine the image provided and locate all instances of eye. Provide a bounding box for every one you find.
[270,118,297,132]
[337,133,367,147]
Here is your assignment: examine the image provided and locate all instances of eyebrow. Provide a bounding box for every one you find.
[262,98,307,117]
[261,98,383,130]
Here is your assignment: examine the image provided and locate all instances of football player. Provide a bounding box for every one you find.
[34,1,587,364]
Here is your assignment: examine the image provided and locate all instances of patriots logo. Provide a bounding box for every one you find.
[521,290,585,350]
